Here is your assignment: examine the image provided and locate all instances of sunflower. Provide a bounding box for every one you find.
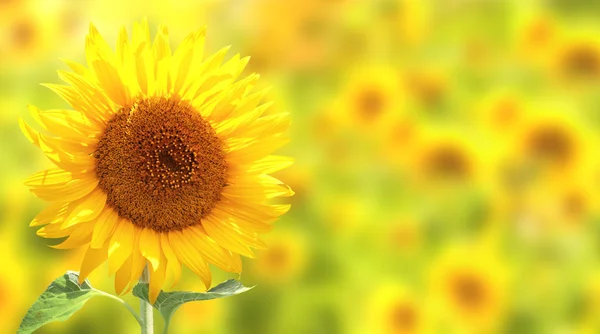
[21,20,293,303]
[505,109,594,179]
[513,172,600,236]
[429,243,509,332]
[0,2,60,67]
[551,28,600,83]
[250,230,306,284]
[475,90,526,135]
[329,65,403,135]
[405,125,489,187]
[367,284,429,334]
[511,8,557,66]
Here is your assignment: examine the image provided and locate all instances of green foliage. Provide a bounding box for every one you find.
[133,279,252,333]
[18,272,101,334]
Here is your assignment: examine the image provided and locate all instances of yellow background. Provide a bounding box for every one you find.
[3,0,600,333]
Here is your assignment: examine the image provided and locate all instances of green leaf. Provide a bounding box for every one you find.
[18,271,102,334]
[133,279,253,331]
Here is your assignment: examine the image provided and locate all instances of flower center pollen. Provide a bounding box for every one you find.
[94,96,228,232]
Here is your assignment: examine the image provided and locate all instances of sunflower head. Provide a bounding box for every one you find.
[0,3,58,66]
[430,243,509,331]
[407,127,481,186]
[21,20,293,303]
[558,40,600,80]
[250,231,306,283]
[368,284,426,334]
[331,65,402,132]
[508,111,590,177]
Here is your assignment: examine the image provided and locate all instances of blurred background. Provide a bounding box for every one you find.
[3,0,600,333]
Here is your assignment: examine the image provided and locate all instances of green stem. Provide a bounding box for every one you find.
[93,289,142,326]
[139,266,154,334]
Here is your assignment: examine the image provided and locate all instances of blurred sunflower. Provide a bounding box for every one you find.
[505,109,594,179]
[429,243,510,332]
[251,230,307,284]
[367,284,428,334]
[240,0,339,71]
[475,91,526,135]
[405,126,492,188]
[519,173,600,235]
[329,65,403,135]
[378,113,419,169]
[551,27,600,83]
[512,12,557,65]
[21,20,293,302]
[0,2,60,67]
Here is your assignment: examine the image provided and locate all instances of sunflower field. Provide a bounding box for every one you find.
[3,0,600,333]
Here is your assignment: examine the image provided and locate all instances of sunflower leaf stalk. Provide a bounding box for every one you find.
[139,266,154,334]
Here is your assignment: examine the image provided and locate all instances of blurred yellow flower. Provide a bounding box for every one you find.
[405,126,490,187]
[21,20,293,303]
[513,13,557,65]
[251,231,307,283]
[476,91,527,136]
[0,1,60,66]
[329,65,403,135]
[551,26,600,84]
[367,284,429,334]
[505,109,594,178]
[429,243,510,332]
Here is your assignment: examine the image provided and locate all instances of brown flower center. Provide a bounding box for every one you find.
[562,44,600,78]
[389,302,418,331]
[527,125,573,165]
[356,87,385,121]
[452,273,488,311]
[94,96,227,232]
[424,144,471,179]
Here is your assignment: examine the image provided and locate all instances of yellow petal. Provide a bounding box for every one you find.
[115,254,133,295]
[62,58,89,76]
[188,226,242,273]
[50,222,95,249]
[148,253,167,303]
[132,18,150,49]
[79,243,108,284]
[90,207,120,248]
[160,233,181,289]
[29,176,98,202]
[55,71,112,126]
[129,227,147,283]
[245,155,295,175]
[30,202,69,227]
[30,105,98,142]
[36,220,79,238]
[62,188,107,229]
[201,214,255,258]
[24,168,79,187]
[86,23,131,106]
[152,25,171,95]
[108,219,135,274]
[168,230,211,289]
[19,118,40,147]
[225,136,290,164]
[139,228,162,272]
[90,57,130,106]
